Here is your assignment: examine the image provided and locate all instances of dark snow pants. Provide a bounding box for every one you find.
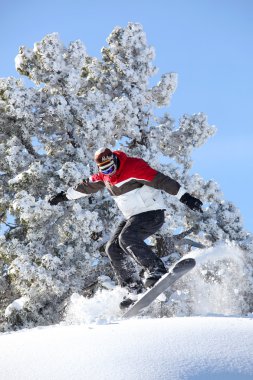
[105,209,166,286]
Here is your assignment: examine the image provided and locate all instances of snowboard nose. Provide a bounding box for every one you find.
[173,258,196,273]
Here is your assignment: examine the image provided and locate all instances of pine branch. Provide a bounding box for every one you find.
[155,225,205,257]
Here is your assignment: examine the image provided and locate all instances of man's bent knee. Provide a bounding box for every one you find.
[105,240,115,256]
[118,230,134,251]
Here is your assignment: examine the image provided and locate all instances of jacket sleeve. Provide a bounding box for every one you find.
[66,174,105,200]
[145,171,181,196]
[132,158,181,196]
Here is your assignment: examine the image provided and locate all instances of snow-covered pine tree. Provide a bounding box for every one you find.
[0,23,252,330]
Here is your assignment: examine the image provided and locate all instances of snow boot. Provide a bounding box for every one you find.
[120,297,136,310]
[143,267,167,288]
[119,281,144,310]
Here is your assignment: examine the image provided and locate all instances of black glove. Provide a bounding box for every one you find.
[49,191,68,205]
[180,192,203,213]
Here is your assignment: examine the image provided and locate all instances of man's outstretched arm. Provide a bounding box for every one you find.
[132,158,203,213]
[49,175,105,205]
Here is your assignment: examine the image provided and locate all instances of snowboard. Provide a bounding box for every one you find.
[122,258,196,318]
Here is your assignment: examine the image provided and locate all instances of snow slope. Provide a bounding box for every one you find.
[1,243,252,379]
[0,317,253,380]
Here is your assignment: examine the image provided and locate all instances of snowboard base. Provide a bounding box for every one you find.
[122,258,196,318]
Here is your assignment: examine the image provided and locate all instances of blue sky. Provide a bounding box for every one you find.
[1,0,253,232]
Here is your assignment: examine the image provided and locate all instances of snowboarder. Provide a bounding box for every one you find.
[49,148,202,307]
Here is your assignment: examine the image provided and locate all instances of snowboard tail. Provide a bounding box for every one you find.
[123,258,196,318]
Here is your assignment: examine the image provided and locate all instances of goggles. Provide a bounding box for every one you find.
[98,156,116,175]
[100,163,116,175]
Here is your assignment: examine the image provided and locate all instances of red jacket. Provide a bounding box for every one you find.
[66,151,181,219]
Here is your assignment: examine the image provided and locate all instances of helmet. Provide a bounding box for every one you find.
[94,147,116,175]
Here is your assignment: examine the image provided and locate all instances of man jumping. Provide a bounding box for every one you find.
[49,148,202,308]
